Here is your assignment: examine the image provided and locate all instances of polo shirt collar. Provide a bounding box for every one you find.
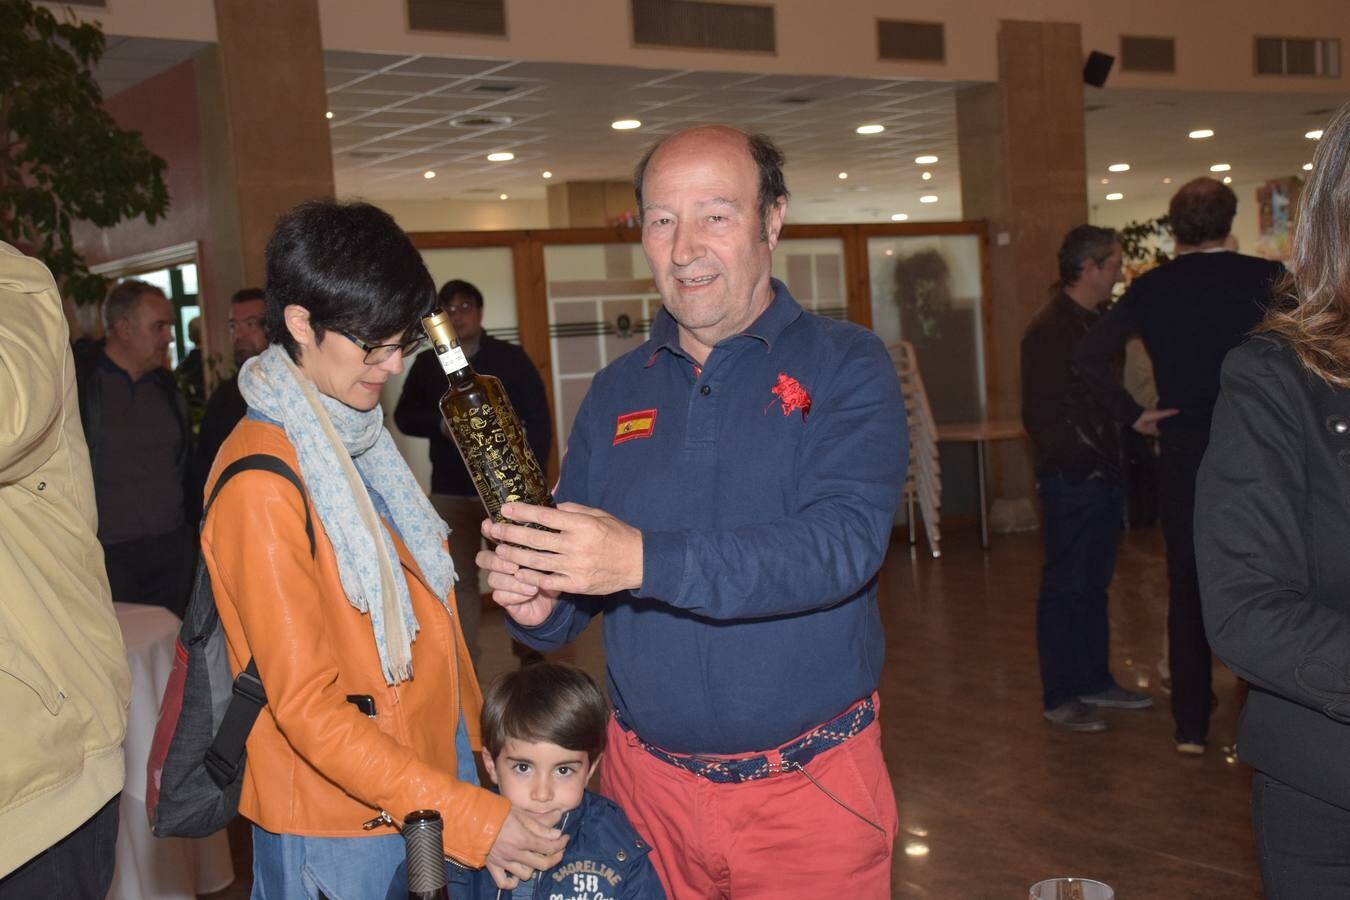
[645,277,803,367]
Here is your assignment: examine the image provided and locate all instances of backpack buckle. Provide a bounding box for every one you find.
[232,670,267,706]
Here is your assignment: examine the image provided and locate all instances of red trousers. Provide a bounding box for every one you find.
[599,696,898,898]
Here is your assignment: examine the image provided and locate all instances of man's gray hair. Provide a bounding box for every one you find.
[102,279,163,332]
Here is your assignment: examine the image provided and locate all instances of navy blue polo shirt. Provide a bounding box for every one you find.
[511,280,907,754]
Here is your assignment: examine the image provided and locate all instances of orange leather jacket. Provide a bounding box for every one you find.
[201,418,509,864]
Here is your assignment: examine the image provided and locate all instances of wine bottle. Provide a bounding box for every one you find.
[402,809,449,900]
[422,309,555,528]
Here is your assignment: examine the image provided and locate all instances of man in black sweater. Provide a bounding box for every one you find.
[1076,178,1286,753]
[1023,225,1164,733]
[394,279,551,666]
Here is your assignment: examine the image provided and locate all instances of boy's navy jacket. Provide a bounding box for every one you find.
[387,789,665,900]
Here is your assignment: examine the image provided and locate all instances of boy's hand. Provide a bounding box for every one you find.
[485,806,567,889]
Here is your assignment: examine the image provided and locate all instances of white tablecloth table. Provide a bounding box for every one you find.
[110,602,235,900]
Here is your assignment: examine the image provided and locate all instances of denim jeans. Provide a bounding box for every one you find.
[251,828,407,900]
[1036,474,1124,710]
[1252,771,1350,898]
[0,794,118,900]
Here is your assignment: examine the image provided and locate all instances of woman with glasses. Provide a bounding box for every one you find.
[199,200,566,898]
[1196,99,1350,897]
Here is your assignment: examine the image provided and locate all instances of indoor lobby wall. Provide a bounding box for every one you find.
[375,197,549,232]
[71,60,208,271]
[57,0,1347,96]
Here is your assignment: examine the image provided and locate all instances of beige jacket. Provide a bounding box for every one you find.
[0,242,131,877]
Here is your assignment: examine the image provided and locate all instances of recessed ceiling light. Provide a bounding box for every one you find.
[915,155,939,165]
[499,193,509,200]
[1302,162,1314,171]
[1222,176,1232,184]
[1210,163,1231,172]
[1163,177,1172,184]
[891,213,909,221]
[423,170,436,179]
[1108,163,1131,172]
[921,171,932,181]
[542,170,553,179]
[325,111,333,120]
[611,119,642,130]
[838,172,848,180]
[487,152,514,162]
[1306,129,1324,140]
[1106,192,1124,200]
[1101,178,1110,185]
[856,124,885,135]
[884,249,894,256]
[1189,129,1214,139]
[919,195,938,204]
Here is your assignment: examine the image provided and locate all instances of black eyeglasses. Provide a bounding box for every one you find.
[340,331,426,365]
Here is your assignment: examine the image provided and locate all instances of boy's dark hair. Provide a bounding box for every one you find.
[481,663,609,760]
[263,200,435,361]
[231,287,265,304]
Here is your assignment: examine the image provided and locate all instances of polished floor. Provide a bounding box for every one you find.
[205,524,1260,899]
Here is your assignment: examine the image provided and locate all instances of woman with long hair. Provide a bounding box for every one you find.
[1196,99,1350,896]
[201,200,565,898]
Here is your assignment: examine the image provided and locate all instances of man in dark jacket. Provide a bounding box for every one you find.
[394,279,551,665]
[1076,178,1285,753]
[1022,225,1165,733]
[75,279,194,616]
[191,288,268,509]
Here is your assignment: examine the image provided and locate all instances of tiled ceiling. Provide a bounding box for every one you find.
[93,41,1340,226]
[1084,87,1338,215]
[323,52,964,222]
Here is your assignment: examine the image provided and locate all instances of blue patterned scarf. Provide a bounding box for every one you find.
[238,345,454,683]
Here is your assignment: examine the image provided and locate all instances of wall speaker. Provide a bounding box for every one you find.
[1083,51,1115,88]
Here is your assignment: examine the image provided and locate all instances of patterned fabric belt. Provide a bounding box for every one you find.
[620,696,875,784]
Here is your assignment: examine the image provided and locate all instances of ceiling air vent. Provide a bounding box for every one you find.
[1120,36,1175,73]
[632,0,775,53]
[450,115,514,128]
[1255,36,1340,76]
[878,20,944,63]
[407,0,506,36]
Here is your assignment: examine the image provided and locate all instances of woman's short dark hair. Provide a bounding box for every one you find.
[438,279,483,308]
[264,200,435,361]
[633,128,789,241]
[1057,224,1120,287]
[1168,178,1237,246]
[480,663,609,760]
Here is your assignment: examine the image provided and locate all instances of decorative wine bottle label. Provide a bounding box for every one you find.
[422,309,555,527]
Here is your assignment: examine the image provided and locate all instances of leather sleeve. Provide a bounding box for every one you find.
[204,461,510,864]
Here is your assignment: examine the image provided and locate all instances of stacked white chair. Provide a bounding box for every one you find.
[889,341,942,558]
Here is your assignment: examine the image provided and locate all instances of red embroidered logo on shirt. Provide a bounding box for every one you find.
[769,373,812,420]
[613,408,657,445]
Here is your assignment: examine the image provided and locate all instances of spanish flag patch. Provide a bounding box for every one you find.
[613,408,657,445]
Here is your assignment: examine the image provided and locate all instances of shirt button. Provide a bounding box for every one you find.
[700,385,712,396]
[616,850,628,862]
[37,481,46,491]
[1328,416,1349,435]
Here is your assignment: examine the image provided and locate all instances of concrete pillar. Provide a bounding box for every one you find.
[957,19,1088,523]
[194,0,334,383]
[546,180,636,227]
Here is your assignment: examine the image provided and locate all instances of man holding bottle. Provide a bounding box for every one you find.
[395,279,551,666]
[477,125,907,897]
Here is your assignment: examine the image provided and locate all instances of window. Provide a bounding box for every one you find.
[1255,36,1340,77]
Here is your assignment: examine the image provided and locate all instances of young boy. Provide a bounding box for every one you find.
[388,663,665,899]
